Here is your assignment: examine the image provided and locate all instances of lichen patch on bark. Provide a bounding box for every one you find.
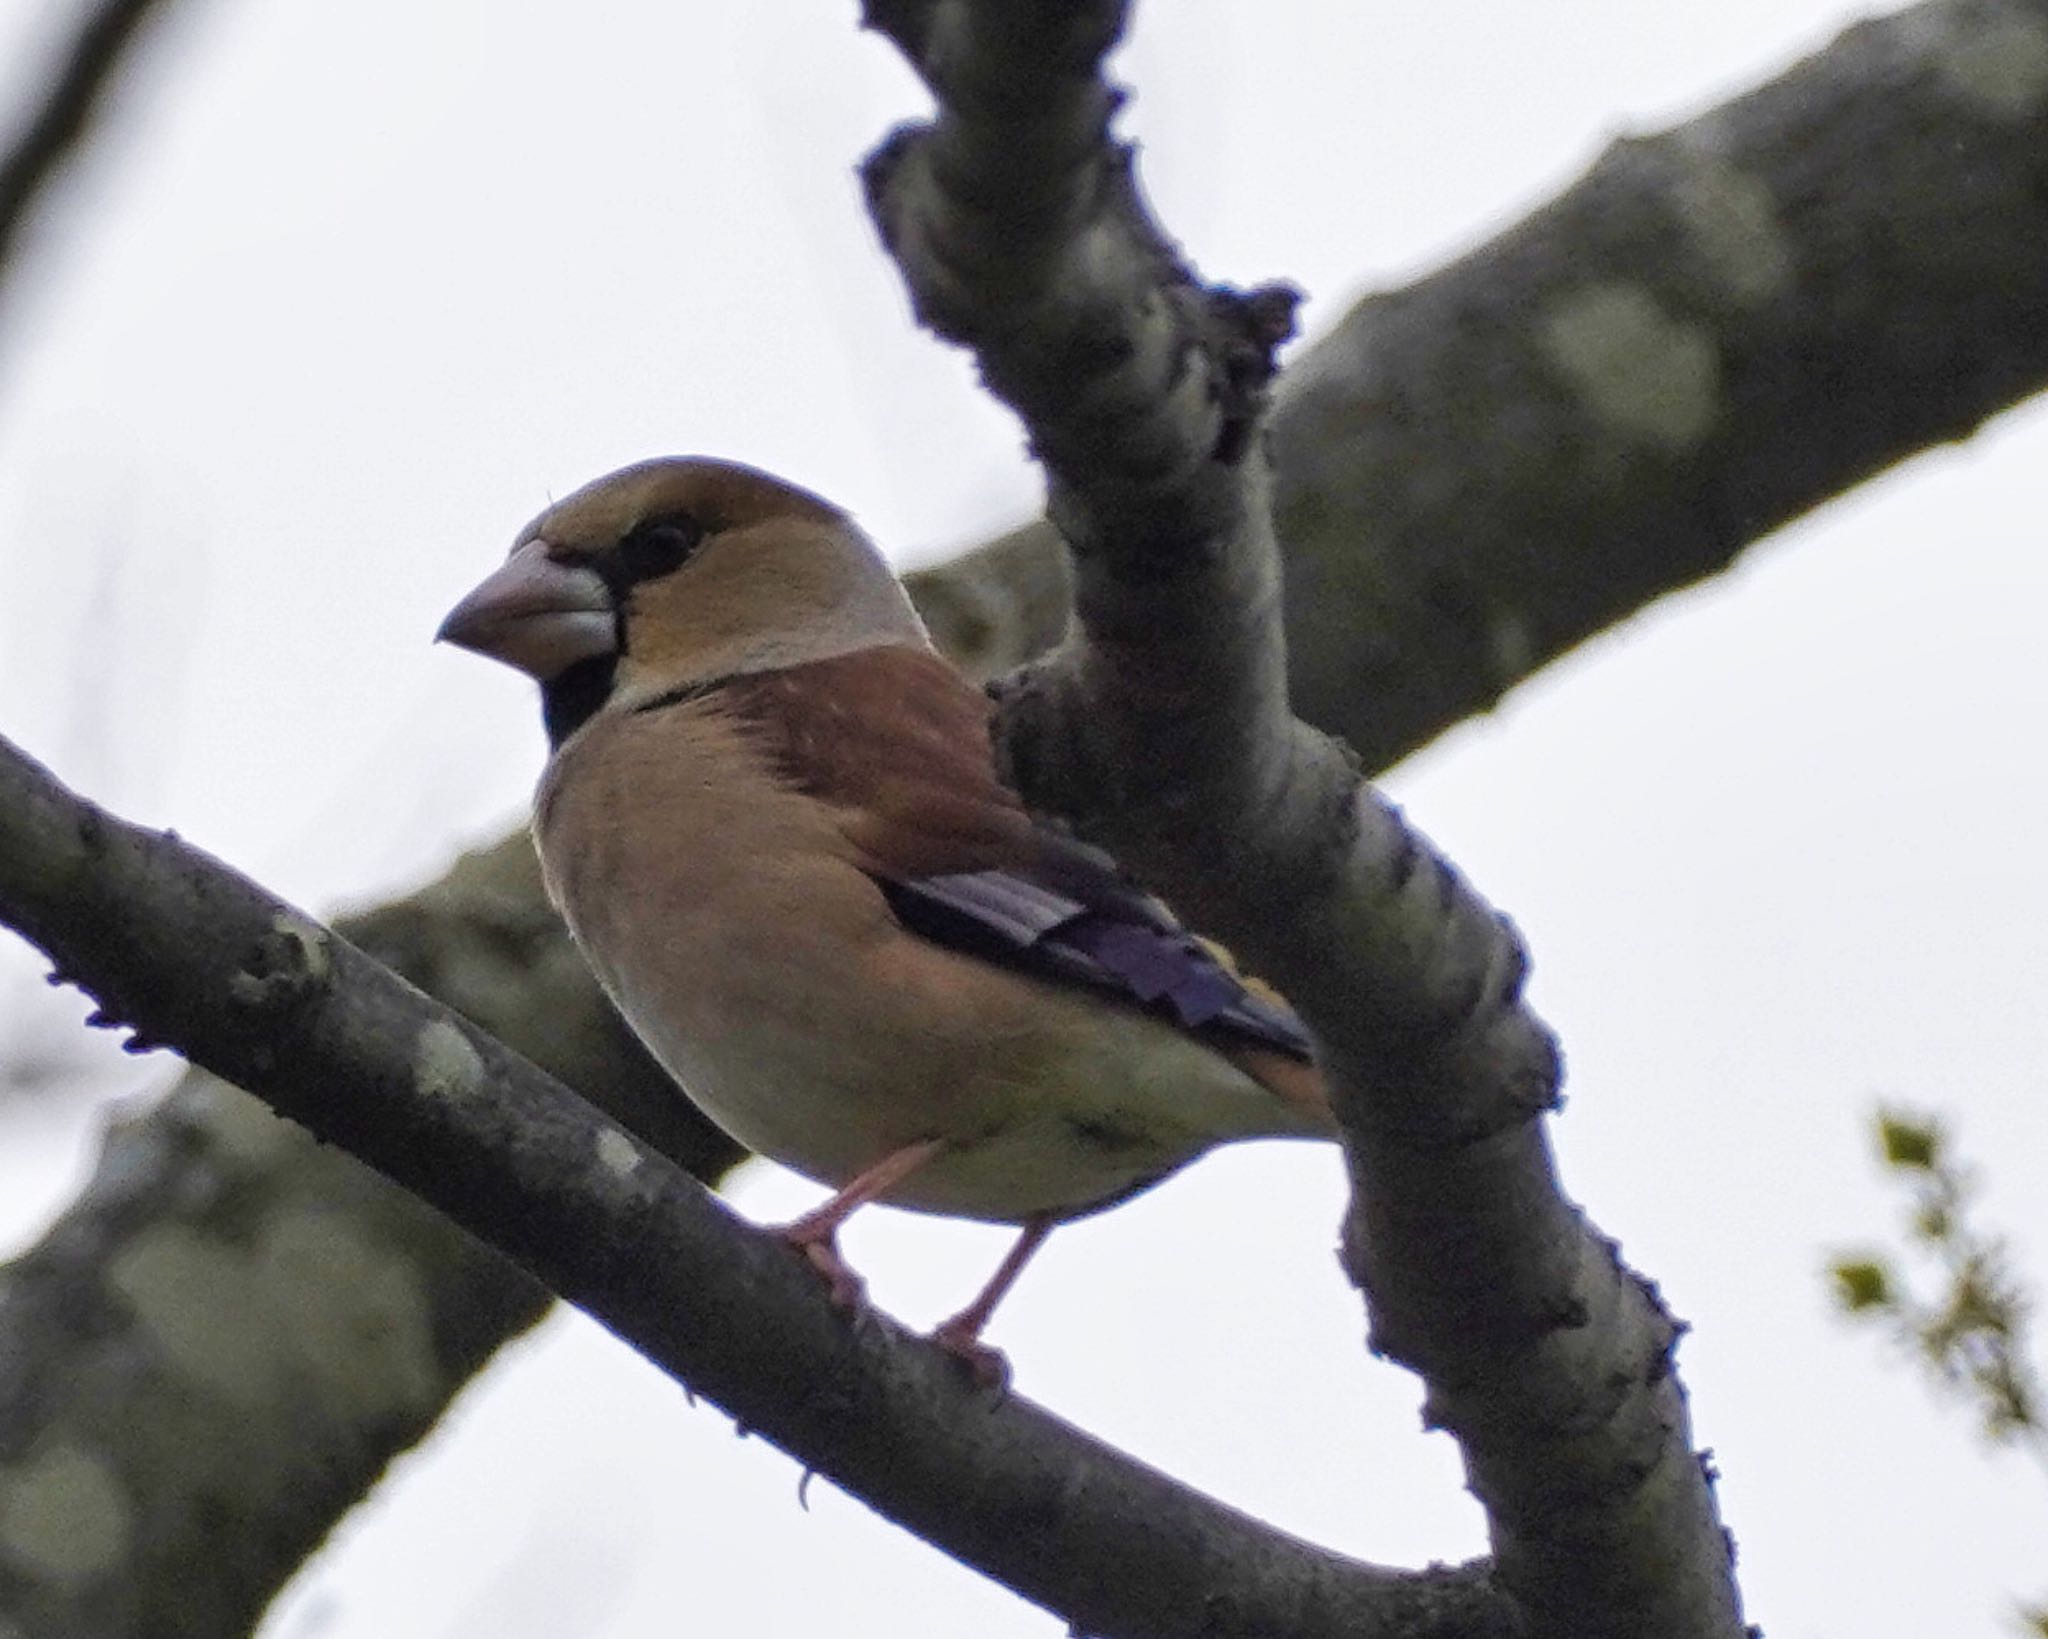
[595,1127,643,1177]
[1929,7,2048,117]
[106,1214,439,1419]
[0,1442,131,1585]
[1538,282,1721,451]
[1666,154,1792,305]
[413,1018,484,1101]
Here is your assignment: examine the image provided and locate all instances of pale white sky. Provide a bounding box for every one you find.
[2,2,2045,1636]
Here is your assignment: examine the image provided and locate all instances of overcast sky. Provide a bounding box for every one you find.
[2,1,2045,1636]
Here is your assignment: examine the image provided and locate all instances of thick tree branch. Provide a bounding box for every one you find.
[865,4,1743,1637]
[911,0,2048,775]
[0,732,1517,1639]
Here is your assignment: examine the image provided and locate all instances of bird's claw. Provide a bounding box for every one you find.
[930,1316,1012,1392]
[785,1227,868,1312]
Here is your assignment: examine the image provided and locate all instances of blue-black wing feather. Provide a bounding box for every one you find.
[876,844,1314,1062]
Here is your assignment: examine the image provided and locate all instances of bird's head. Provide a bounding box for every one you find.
[438,457,929,745]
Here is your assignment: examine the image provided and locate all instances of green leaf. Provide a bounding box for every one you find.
[1878,1114,1940,1170]
[1831,1258,1894,1312]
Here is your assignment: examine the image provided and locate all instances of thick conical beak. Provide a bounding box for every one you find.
[437,539,616,680]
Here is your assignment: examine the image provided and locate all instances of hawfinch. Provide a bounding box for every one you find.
[439,457,1332,1374]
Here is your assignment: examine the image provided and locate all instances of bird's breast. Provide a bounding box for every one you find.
[533,701,1307,1222]
[536,705,900,1161]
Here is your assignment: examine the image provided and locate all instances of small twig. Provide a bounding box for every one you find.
[1831,1109,2048,1631]
[1832,1110,2048,1455]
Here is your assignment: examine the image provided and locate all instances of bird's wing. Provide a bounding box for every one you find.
[876,867,1315,1060]
[711,647,1315,1062]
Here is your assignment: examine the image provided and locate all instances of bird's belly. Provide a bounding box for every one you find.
[537,759,1305,1225]
[610,970,1202,1223]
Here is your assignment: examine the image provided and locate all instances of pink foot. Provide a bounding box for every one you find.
[783,1227,867,1311]
[930,1316,1012,1391]
[771,1140,949,1315]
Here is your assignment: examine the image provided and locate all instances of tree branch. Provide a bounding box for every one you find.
[0,732,1518,1639]
[0,832,741,1639]
[865,4,1744,1636]
[910,0,2048,776]
[0,0,178,287]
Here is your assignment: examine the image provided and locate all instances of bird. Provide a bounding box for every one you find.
[437,456,1333,1378]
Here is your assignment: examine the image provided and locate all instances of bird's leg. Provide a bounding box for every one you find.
[779,1138,946,1309]
[931,1213,1056,1387]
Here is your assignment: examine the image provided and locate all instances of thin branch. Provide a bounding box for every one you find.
[0,0,177,281]
[0,731,1516,1639]
[865,4,1744,1637]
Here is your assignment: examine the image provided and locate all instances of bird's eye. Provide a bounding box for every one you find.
[616,515,704,582]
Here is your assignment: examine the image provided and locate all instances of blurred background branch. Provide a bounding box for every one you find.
[0,0,174,272]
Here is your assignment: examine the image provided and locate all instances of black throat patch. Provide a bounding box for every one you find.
[541,655,619,747]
